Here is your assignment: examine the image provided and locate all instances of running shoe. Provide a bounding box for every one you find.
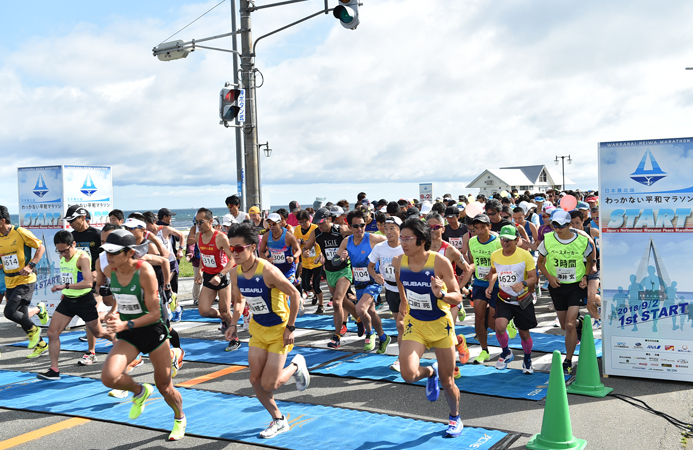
[78,352,98,366]
[126,355,144,373]
[507,319,518,340]
[456,335,470,364]
[327,334,341,349]
[376,335,391,354]
[170,306,182,322]
[445,415,464,438]
[129,383,154,419]
[553,317,561,327]
[576,316,584,344]
[298,298,305,316]
[389,360,401,372]
[259,416,290,439]
[340,324,348,336]
[27,342,48,359]
[356,320,365,337]
[562,359,573,375]
[291,354,310,391]
[37,302,49,325]
[363,334,376,352]
[375,300,384,311]
[170,348,183,377]
[327,301,333,307]
[473,350,490,364]
[220,321,228,334]
[169,416,186,441]
[311,294,318,306]
[37,368,60,381]
[457,307,466,322]
[495,351,514,370]
[522,358,534,374]
[593,319,602,329]
[548,302,555,311]
[226,339,241,352]
[316,305,324,314]
[108,389,129,398]
[27,326,41,349]
[426,362,440,401]
[453,366,461,379]
[78,334,89,342]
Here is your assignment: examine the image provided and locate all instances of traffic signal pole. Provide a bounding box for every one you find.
[230,0,245,211]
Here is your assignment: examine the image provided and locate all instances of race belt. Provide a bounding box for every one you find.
[498,288,533,309]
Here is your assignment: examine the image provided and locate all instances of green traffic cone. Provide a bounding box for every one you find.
[526,350,586,450]
[567,314,613,398]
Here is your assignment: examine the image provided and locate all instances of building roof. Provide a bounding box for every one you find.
[466,165,574,189]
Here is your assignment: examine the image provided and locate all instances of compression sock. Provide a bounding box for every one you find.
[496,331,509,356]
[521,336,533,355]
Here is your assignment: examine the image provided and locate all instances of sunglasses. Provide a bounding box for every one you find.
[552,222,570,229]
[500,215,511,220]
[351,223,366,229]
[230,244,252,253]
[500,237,515,243]
[486,211,498,216]
[429,224,444,231]
[194,220,206,225]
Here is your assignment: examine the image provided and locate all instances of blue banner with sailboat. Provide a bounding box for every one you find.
[17,166,64,228]
[599,137,693,382]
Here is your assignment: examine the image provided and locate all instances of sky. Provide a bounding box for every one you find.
[2,0,693,213]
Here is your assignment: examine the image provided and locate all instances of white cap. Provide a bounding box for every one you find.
[267,213,282,223]
[518,201,530,215]
[122,218,146,229]
[420,201,432,215]
[222,213,236,227]
[551,209,571,226]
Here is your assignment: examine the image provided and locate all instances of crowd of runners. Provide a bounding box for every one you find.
[0,187,601,441]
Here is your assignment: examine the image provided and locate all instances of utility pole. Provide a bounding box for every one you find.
[230,0,245,210]
[240,0,261,208]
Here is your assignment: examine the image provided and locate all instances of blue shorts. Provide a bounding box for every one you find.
[471,285,498,309]
[356,283,382,302]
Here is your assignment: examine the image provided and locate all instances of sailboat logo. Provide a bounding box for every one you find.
[631,149,667,186]
[80,174,97,196]
[32,174,49,198]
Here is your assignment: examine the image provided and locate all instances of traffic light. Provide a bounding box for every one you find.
[333,0,359,30]
[219,88,241,123]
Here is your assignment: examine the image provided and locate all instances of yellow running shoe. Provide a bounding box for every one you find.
[507,319,518,340]
[27,341,48,359]
[168,416,186,441]
[27,326,41,349]
[37,303,49,326]
[129,383,153,419]
[453,365,461,379]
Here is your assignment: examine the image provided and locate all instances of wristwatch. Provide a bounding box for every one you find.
[28,261,36,269]
[437,291,446,300]
[127,320,135,330]
[165,283,172,290]
[522,281,528,287]
[286,325,296,332]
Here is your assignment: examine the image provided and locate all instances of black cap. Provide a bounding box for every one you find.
[65,205,88,222]
[406,207,420,220]
[377,199,388,207]
[444,206,460,218]
[312,207,331,224]
[158,208,176,220]
[100,229,136,253]
[472,213,491,224]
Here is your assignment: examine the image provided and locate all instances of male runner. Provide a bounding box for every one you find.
[294,210,324,313]
[570,211,601,324]
[226,195,248,223]
[100,230,186,441]
[108,209,125,226]
[259,213,302,314]
[226,223,310,439]
[486,225,538,374]
[0,205,49,357]
[394,218,464,438]
[337,210,389,352]
[537,210,594,374]
[485,199,512,233]
[38,231,112,380]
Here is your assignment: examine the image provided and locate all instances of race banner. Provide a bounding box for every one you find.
[17,166,64,228]
[600,137,693,382]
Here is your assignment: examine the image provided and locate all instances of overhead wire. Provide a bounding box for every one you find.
[159,0,228,45]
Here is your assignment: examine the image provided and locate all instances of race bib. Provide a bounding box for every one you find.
[201,254,217,268]
[115,294,143,315]
[245,296,270,315]
[270,249,286,264]
[2,254,20,271]
[556,267,577,282]
[307,247,316,258]
[477,266,491,280]
[382,263,396,282]
[449,237,463,249]
[325,247,337,261]
[406,289,433,311]
[352,267,370,282]
[498,270,518,288]
[60,272,75,285]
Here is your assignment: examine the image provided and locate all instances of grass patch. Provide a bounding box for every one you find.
[179,258,194,277]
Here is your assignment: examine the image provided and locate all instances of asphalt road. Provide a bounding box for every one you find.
[0,280,691,449]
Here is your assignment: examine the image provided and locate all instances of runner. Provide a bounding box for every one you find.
[38,230,113,380]
[100,230,186,441]
[367,216,404,370]
[484,199,513,233]
[226,195,248,223]
[570,210,601,326]
[108,209,125,226]
[194,208,237,351]
[259,213,302,314]
[0,205,49,358]
[537,209,594,374]
[302,208,357,349]
[486,225,538,374]
[294,210,324,313]
[393,218,464,438]
[226,223,310,439]
[336,209,389,353]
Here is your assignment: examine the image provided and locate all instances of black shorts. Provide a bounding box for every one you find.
[496,298,537,330]
[385,289,401,314]
[5,282,35,306]
[55,292,99,323]
[548,282,586,311]
[587,270,600,282]
[301,267,323,294]
[202,272,230,291]
[471,285,498,309]
[116,321,170,354]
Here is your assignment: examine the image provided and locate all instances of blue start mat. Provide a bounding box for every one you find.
[464,332,603,357]
[11,331,347,370]
[312,353,564,401]
[0,370,509,449]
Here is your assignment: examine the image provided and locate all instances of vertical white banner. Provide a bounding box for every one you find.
[600,137,693,382]
[419,183,432,203]
[63,165,113,227]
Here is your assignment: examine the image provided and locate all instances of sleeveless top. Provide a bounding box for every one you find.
[347,233,374,287]
[267,228,296,279]
[198,230,228,275]
[156,226,176,263]
[60,250,91,298]
[400,252,450,322]
[434,240,457,274]
[111,260,163,324]
[237,259,289,327]
[294,224,322,270]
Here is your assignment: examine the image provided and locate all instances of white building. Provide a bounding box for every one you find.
[466,165,574,196]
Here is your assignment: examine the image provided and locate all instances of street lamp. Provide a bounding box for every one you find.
[554,155,572,191]
[258,142,272,157]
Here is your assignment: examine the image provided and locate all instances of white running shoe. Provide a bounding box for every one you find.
[389,360,401,372]
[108,389,129,398]
[291,354,310,391]
[259,416,290,439]
[78,352,98,365]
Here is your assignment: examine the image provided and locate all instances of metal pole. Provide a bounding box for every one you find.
[240,0,260,208]
[230,0,245,210]
[562,157,565,191]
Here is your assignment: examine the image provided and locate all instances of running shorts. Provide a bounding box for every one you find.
[55,291,98,323]
[116,321,170,355]
[355,283,382,302]
[548,282,586,311]
[471,285,498,309]
[325,266,352,288]
[402,313,455,349]
[385,289,401,314]
[249,319,293,355]
[202,272,230,291]
[495,299,537,331]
